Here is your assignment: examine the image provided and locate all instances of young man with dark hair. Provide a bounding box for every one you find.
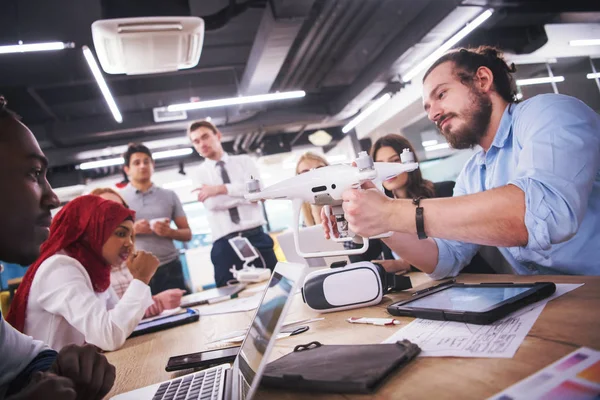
[189,120,277,287]
[121,143,192,294]
[0,96,116,399]
[325,46,600,277]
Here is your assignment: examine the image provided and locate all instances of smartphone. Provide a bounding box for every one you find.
[165,346,240,372]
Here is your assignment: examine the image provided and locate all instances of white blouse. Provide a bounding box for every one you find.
[23,253,153,352]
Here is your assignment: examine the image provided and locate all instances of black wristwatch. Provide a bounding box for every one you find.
[412,197,427,240]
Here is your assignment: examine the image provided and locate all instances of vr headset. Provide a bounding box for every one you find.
[301,261,412,313]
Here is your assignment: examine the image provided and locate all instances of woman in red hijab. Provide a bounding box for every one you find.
[7,195,160,351]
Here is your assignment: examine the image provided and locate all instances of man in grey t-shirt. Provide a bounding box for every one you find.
[121,143,192,294]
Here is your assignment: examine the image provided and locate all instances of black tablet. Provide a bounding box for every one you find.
[129,308,200,338]
[387,282,556,325]
[180,284,247,308]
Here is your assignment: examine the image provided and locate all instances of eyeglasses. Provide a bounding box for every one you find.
[298,165,326,175]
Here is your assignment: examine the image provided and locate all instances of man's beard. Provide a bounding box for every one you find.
[437,89,493,149]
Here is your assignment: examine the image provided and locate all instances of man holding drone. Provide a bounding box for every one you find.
[324,46,600,278]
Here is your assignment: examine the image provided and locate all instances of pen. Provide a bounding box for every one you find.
[412,279,456,296]
[207,293,239,304]
[347,317,401,326]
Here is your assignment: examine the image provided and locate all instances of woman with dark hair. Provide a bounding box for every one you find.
[372,134,455,199]
[346,134,455,272]
[347,134,493,274]
[7,195,160,351]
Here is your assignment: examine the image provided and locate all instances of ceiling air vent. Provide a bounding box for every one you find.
[91,16,204,75]
[153,106,188,123]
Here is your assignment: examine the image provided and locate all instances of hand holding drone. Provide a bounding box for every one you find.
[245,150,419,258]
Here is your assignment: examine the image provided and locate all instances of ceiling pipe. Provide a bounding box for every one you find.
[327,0,460,120]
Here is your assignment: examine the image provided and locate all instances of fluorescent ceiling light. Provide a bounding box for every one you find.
[569,39,600,47]
[79,147,193,170]
[163,179,193,190]
[153,148,193,160]
[587,72,600,79]
[402,9,494,83]
[167,91,305,112]
[82,45,123,123]
[516,76,565,86]
[424,143,450,152]
[75,136,191,161]
[79,157,123,170]
[342,93,392,134]
[0,41,74,54]
[421,139,438,147]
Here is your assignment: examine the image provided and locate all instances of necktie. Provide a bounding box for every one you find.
[216,160,241,224]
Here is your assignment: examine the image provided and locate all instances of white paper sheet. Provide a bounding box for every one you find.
[383,283,583,358]
[196,293,263,316]
[488,347,600,399]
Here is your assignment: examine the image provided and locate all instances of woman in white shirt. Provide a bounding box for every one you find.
[90,187,185,317]
[7,195,160,351]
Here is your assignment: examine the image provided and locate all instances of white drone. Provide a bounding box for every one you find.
[245,150,419,258]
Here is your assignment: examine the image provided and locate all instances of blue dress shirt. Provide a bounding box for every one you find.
[431,94,600,279]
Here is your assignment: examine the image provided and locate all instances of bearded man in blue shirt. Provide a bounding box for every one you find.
[326,46,600,278]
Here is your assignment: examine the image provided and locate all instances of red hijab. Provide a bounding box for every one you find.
[7,195,135,332]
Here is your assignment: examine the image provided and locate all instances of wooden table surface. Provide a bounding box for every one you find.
[105,273,600,399]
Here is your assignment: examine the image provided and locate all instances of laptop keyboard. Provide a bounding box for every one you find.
[152,367,223,400]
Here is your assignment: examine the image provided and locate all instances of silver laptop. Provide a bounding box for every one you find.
[112,262,308,400]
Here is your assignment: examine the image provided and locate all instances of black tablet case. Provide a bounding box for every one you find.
[261,339,420,394]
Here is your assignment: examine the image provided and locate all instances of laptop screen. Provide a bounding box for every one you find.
[237,271,294,394]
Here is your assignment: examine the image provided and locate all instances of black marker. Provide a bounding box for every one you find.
[412,279,456,296]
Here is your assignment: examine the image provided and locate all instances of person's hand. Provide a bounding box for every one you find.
[192,184,223,202]
[144,297,165,318]
[126,250,160,285]
[151,220,172,237]
[320,207,340,240]
[133,219,152,235]
[7,372,76,400]
[49,344,116,400]
[373,259,411,274]
[155,289,186,310]
[342,180,395,238]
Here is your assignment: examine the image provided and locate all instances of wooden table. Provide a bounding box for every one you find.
[105,273,600,399]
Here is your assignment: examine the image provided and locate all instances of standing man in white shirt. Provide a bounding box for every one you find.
[189,120,277,287]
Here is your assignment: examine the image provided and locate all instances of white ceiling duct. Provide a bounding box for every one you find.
[91,16,204,75]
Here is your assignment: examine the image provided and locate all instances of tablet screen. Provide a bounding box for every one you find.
[404,286,532,312]
[134,310,194,332]
[230,236,259,260]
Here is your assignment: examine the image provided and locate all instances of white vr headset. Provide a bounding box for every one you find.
[301,261,412,313]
